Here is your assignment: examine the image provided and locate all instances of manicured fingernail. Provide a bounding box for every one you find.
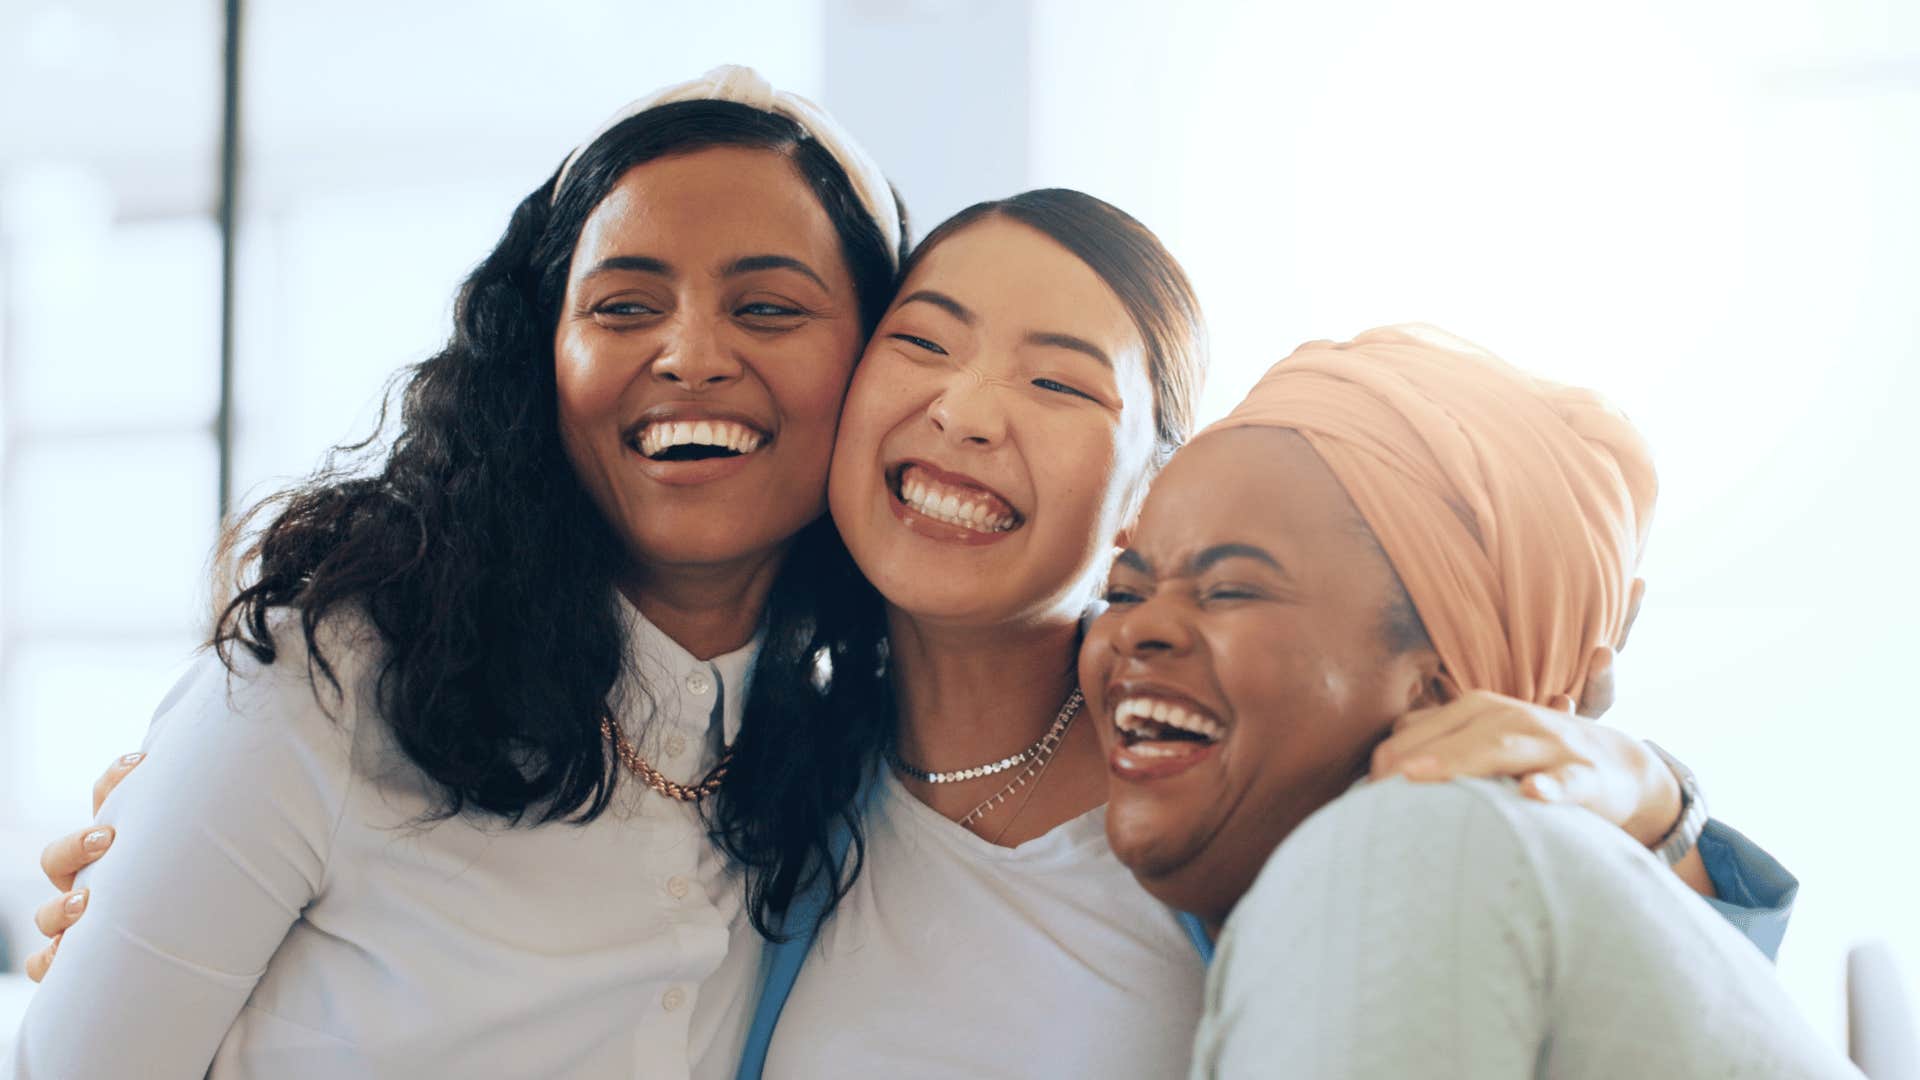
[119,752,145,767]
[1530,775,1563,802]
[64,891,88,916]
[83,828,112,854]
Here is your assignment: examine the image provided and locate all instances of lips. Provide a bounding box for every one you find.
[884,459,1025,544]
[611,408,773,490]
[624,408,772,464]
[1104,686,1227,781]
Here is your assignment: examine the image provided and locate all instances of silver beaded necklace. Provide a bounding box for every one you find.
[886,688,1085,785]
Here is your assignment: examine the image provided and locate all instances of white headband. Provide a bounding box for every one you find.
[552,64,901,266]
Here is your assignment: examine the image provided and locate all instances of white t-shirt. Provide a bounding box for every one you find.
[1193,777,1860,1079]
[12,603,762,1080]
[764,770,1205,1078]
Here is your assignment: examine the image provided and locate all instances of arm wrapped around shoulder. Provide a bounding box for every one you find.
[10,613,367,1080]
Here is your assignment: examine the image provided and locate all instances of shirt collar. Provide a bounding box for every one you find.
[618,595,761,746]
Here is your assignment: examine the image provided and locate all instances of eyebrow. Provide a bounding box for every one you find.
[896,289,976,326]
[1190,543,1286,576]
[584,254,673,279]
[1114,543,1286,580]
[1025,331,1112,369]
[582,253,829,291]
[723,254,829,291]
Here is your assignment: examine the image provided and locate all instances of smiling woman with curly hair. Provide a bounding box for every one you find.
[12,68,904,1080]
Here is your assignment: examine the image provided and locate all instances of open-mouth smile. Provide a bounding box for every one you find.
[1105,688,1227,780]
[885,460,1024,538]
[1112,695,1226,753]
[626,417,769,462]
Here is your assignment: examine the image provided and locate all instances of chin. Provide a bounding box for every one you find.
[1104,798,1204,888]
[624,520,791,570]
[874,581,1008,625]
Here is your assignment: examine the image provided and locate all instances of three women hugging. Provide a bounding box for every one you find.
[12,66,1856,1079]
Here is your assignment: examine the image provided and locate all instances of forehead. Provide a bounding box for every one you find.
[571,146,846,272]
[1133,428,1372,568]
[900,217,1139,351]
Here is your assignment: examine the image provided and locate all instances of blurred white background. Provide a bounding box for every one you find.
[1,0,1915,1056]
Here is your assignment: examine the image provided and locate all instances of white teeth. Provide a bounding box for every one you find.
[1131,743,1191,758]
[895,467,1017,534]
[636,419,766,459]
[1112,697,1225,742]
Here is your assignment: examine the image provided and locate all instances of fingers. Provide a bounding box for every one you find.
[1372,699,1479,777]
[1391,726,1576,783]
[33,889,88,940]
[1521,763,1604,807]
[40,825,115,892]
[94,752,145,815]
[24,937,58,983]
[1374,690,1589,784]
[1374,691,1522,777]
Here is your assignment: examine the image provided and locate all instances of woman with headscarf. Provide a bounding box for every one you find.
[22,99,1802,1074]
[1086,326,1856,1077]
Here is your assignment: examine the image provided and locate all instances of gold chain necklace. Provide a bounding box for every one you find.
[601,717,732,803]
[956,689,1083,828]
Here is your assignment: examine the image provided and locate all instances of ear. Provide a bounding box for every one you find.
[1401,650,1455,711]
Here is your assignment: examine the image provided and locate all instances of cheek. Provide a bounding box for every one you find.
[764,332,863,449]
[1037,417,1131,531]
[1077,626,1120,740]
[552,327,628,429]
[1212,621,1348,739]
[835,355,929,461]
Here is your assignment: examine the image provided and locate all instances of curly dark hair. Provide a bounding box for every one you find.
[214,99,904,939]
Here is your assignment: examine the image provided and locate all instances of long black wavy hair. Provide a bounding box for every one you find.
[215,99,904,938]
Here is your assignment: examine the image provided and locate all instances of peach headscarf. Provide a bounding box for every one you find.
[1199,325,1656,705]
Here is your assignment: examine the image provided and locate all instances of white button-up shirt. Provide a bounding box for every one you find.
[12,601,763,1080]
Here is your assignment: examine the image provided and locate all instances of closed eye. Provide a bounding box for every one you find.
[1034,377,1096,401]
[892,333,948,355]
[737,302,805,318]
[596,301,660,318]
[1103,586,1146,605]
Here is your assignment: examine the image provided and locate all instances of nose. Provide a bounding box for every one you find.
[926,373,1007,448]
[651,316,743,390]
[1111,590,1195,658]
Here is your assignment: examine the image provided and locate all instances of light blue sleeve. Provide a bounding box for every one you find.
[735,771,879,1080]
[1697,818,1799,962]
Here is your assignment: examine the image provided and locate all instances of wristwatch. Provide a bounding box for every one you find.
[1644,741,1708,866]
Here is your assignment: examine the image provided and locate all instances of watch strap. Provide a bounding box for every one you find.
[1645,741,1708,866]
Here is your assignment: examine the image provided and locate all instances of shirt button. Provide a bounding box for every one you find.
[662,986,688,1012]
[666,875,690,900]
[686,670,713,696]
[665,733,688,757]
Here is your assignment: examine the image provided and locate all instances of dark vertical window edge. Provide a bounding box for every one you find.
[216,0,242,520]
